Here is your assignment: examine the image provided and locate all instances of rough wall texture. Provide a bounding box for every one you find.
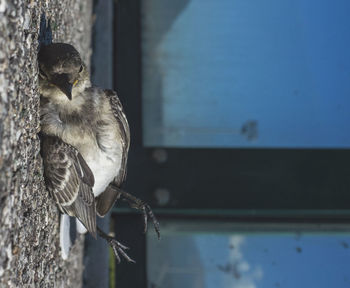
[0,1,92,287]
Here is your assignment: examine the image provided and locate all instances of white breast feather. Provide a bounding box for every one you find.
[86,146,122,197]
[42,89,123,197]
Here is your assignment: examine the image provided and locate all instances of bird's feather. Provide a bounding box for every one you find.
[41,135,97,237]
[95,89,130,216]
[60,214,71,260]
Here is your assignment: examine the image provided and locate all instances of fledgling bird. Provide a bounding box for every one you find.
[38,43,159,262]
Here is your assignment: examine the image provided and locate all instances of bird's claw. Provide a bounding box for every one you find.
[97,226,135,263]
[120,191,161,239]
[108,238,135,264]
[141,203,161,240]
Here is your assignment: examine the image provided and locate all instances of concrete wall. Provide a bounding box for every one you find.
[0,1,92,287]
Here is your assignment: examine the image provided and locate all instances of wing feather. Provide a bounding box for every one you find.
[104,89,130,185]
[41,134,97,237]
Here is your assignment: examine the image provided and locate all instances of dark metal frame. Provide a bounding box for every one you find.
[113,0,350,286]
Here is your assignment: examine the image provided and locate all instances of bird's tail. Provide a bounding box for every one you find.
[59,214,79,260]
[59,214,72,260]
[38,13,53,50]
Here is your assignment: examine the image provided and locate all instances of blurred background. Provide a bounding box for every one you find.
[92,0,350,287]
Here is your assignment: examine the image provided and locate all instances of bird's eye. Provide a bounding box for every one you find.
[79,65,83,73]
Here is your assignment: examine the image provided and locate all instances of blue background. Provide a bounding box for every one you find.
[147,225,350,288]
[142,0,350,148]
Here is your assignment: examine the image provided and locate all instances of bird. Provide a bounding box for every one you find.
[38,42,159,262]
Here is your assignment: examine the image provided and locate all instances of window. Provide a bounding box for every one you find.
[113,1,350,287]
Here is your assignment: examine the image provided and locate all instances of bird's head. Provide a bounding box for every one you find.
[38,43,90,101]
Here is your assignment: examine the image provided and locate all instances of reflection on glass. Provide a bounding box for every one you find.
[147,221,350,288]
[142,0,350,148]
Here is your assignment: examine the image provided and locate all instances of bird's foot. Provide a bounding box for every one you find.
[119,191,161,239]
[97,226,135,264]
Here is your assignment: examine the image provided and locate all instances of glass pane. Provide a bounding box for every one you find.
[147,221,350,288]
[141,0,350,148]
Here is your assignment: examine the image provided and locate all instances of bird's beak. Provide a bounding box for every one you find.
[52,74,73,100]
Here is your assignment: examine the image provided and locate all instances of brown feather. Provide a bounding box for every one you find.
[41,134,97,236]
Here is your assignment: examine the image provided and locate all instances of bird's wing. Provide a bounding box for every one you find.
[95,89,130,216]
[104,89,130,185]
[41,134,97,237]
